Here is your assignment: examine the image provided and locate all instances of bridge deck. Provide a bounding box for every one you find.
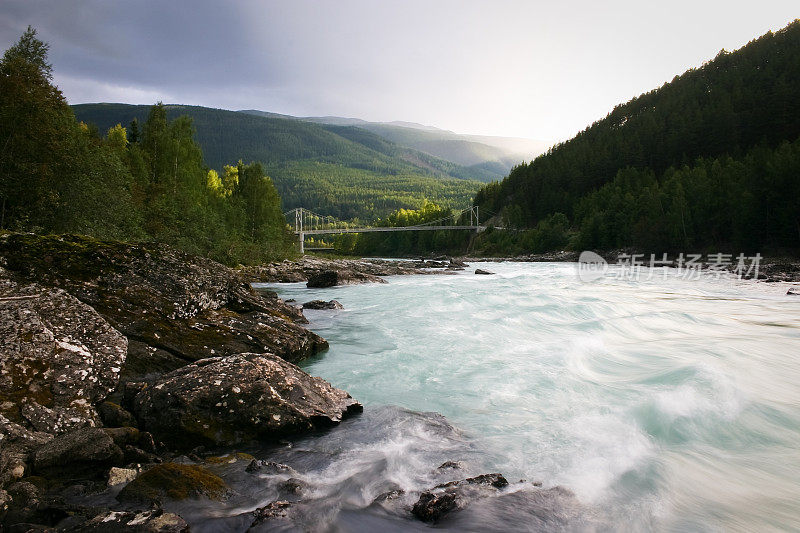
[297,225,482,235]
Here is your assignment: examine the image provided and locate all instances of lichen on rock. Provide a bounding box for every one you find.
[132,353,363,448]
[0,277,127,434]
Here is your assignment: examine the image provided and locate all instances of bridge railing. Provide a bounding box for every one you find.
[283,206,491,253]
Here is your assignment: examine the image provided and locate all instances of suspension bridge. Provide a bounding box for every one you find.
[284,206,487,253]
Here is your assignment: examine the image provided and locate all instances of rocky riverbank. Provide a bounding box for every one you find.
[240,256,467,286]
[459,251,800,283]
[0,233,361,530]
[0,235,582,531]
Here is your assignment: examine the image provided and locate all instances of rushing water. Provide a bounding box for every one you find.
[243,263,800,531]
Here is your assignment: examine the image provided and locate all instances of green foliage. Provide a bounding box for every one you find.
[0,26,140,237]
[341,201,473,256]
[0,29,293,265]
[71,103,485,222]
[573,141,800,252]
[269,160,480,222]
[475,20,800,254]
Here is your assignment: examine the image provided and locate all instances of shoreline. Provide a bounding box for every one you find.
[244,251,800,287]
[2,233,580,531]
[2,233,797,531]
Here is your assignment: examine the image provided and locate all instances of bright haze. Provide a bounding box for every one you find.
[0,0,797,143]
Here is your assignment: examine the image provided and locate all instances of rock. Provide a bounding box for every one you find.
[117,463,228,504]
[0,278,127,434]
[411,473,508,523]
[0,415,53,486]
[251,500,292,527]
[412,490,458,522]
[442,485,591,530]
[0,233,326,368]
[123,445,160,465]
[244,257,441,285]
[97,402,136,428]
[107,467,138,487]
[203,452,254,465]
[33,427,123,477]
[104,426,142,448]
[74,509,189,532]
[474,268,495,275]
[245,460,297,475]
[0,488,9,514]
[437,461,462,470]
[438,473,509,489]
[373,489,405,503]
[278,478,305,496]
[132,353,362,448]
[302,299,344,310]
[306,270,339,288]
[6,481,39,510]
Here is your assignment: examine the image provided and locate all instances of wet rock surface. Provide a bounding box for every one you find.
[131,353,363,448]
[72,509,190,532]
[0,233,367,531]
[117,463,228,504]
[412,473,508,522]
[0,233,325,367]
[301,299,344,310]
[250,500,292,527]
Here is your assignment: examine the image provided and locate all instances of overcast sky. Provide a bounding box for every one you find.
[1,1,797,142]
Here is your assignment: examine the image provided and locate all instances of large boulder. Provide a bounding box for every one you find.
[306,270,339,288]
[117,463,228,504]
[0,415,53,486]
[0,277,127,434]
[302,300,344,310]
[0,234,327,369]
[33,427,123,477]
[131,353,362,448]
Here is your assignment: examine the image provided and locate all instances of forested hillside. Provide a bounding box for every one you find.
[1,28,293,265]
[73,103,484,221]
[475,20,800,253]
[240,108,549,180]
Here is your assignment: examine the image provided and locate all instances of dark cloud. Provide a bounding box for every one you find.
[1,1,798,140]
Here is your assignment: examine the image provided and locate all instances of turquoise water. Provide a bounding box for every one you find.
[263,262,800,531]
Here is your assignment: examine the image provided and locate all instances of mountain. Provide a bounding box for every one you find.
[72,103,484,221]
[238,110,551,178]
[475,20,800,253]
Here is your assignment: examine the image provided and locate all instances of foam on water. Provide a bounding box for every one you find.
[254,262,800,531]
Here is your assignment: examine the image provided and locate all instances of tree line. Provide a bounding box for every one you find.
[0,27,293,265]
[72,104,485,223]
[474,20,800,254]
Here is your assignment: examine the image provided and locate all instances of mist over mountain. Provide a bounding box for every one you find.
[238,109,551,176]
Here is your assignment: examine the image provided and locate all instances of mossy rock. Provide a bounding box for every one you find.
[0,233,150,282]
[204,452,255,465]
[117,463,228,503]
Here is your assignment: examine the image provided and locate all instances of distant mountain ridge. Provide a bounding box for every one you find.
[238,109,551,175]
[71,103,484,221]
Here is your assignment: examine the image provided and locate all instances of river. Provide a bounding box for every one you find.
[243,262,800,531]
